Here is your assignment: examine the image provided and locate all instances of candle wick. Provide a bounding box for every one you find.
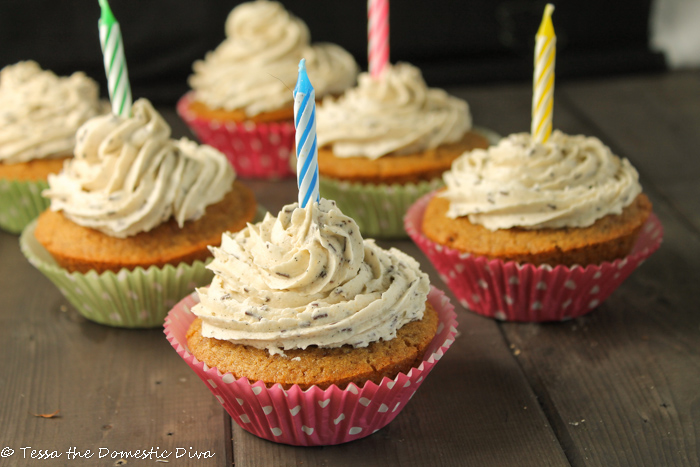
[267,73,293,93]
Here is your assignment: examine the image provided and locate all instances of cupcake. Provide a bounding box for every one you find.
[165,198,457,445]
[315,62,492,238]
[20,98,258,327]
[178,0,358,179]
[406,130,663,322]
[0,61,105,233]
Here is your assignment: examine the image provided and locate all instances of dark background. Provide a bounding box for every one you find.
[0,1,665,104]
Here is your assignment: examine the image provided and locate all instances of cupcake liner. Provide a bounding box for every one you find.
[317,127,501,239]
[405,191,664,322]
[19,219,212,328]
[0,178,50,234]
[19,207,268,328]
[320,177,443,239]
[177,92,295,179]
[164,286,458,446]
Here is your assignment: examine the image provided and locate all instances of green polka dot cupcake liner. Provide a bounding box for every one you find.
[0,178,50,234]
[319,177,444,239]
[20,218,213,328]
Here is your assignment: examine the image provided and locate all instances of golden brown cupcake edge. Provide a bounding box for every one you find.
[186,99,295,124]
[317,131,490,185]
[34,181,257,274]
[186,301,439,390]
[0,156,70,182]
[422,191,652,267]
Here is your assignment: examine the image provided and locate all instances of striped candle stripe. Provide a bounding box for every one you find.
[368,0,390,78]
[293,59,320,209]
[531,4,556,143]
[99,0,132,118]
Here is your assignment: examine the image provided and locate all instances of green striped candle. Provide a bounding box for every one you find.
[98,0,132,117]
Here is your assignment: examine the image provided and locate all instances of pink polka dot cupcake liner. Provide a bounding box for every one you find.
[177,93,295,179]
[164,286,458,446]
[405,192,664,322]
[0,178,50,234]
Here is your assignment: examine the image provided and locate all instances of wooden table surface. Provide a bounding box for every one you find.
[1,70,698,466]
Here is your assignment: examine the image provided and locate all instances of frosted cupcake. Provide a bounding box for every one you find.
[406,130,662,322]
[178,0,358,179]
[316,62,491,238]
[21,98,257,327]
[165,198,457,445]
[0,61,105,233]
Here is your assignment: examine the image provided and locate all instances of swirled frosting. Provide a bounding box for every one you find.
[193,198,430,355]
[189,0,358,116]
[0,61,104,164]
[442,130,642,230]
[44,99,234,238]
[316,63,472,159]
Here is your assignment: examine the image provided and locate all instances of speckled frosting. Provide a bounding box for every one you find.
[193,198,430,355]
[316,63,472,159]
[0,61,104,164]
[189,0,358,116]
[442,130,642,230]
[44,99,234,238]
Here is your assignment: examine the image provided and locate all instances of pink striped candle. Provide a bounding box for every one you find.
[368,0,389,78]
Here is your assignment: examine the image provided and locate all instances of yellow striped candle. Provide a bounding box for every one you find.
[98,0,132,117]
[531,4,555,143]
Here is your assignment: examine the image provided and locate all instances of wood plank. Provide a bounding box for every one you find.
[0,110,233,466]
[0,227,228,465]
[501,188,700,467]
[497,74,700,466]
[557,70,700,232]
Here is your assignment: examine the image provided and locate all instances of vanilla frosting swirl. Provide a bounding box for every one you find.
[45,99,234,238]
[316,63,472,159]
[193,198,430,355]
[442,130,642,230]
[189,0,358,116]
[0,61,104,164]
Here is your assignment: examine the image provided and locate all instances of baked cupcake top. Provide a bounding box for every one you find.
[442,130,642,231]
[44,98,234,238]
[193,198,430,355]
[0,61,104,164]
[189,0,358,116]
[316,63,472,160]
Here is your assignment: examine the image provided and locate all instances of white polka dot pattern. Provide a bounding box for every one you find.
[176,93,295,179]
[0,179,52,234]
[19,219,218,328]
[404,191,664,322]
[163,286,458,446]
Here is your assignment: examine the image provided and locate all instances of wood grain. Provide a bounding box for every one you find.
[1,73,698,467]
[498,72,700,467]
[559,71,700,233]
[0,229,228,466]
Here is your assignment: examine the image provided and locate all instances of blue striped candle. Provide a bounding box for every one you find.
[293,59,320,208]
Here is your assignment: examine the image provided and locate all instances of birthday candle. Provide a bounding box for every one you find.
[98,0,132,117]
[531,3,556,143]
[368,0,390,78]
[293,59,320,209]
